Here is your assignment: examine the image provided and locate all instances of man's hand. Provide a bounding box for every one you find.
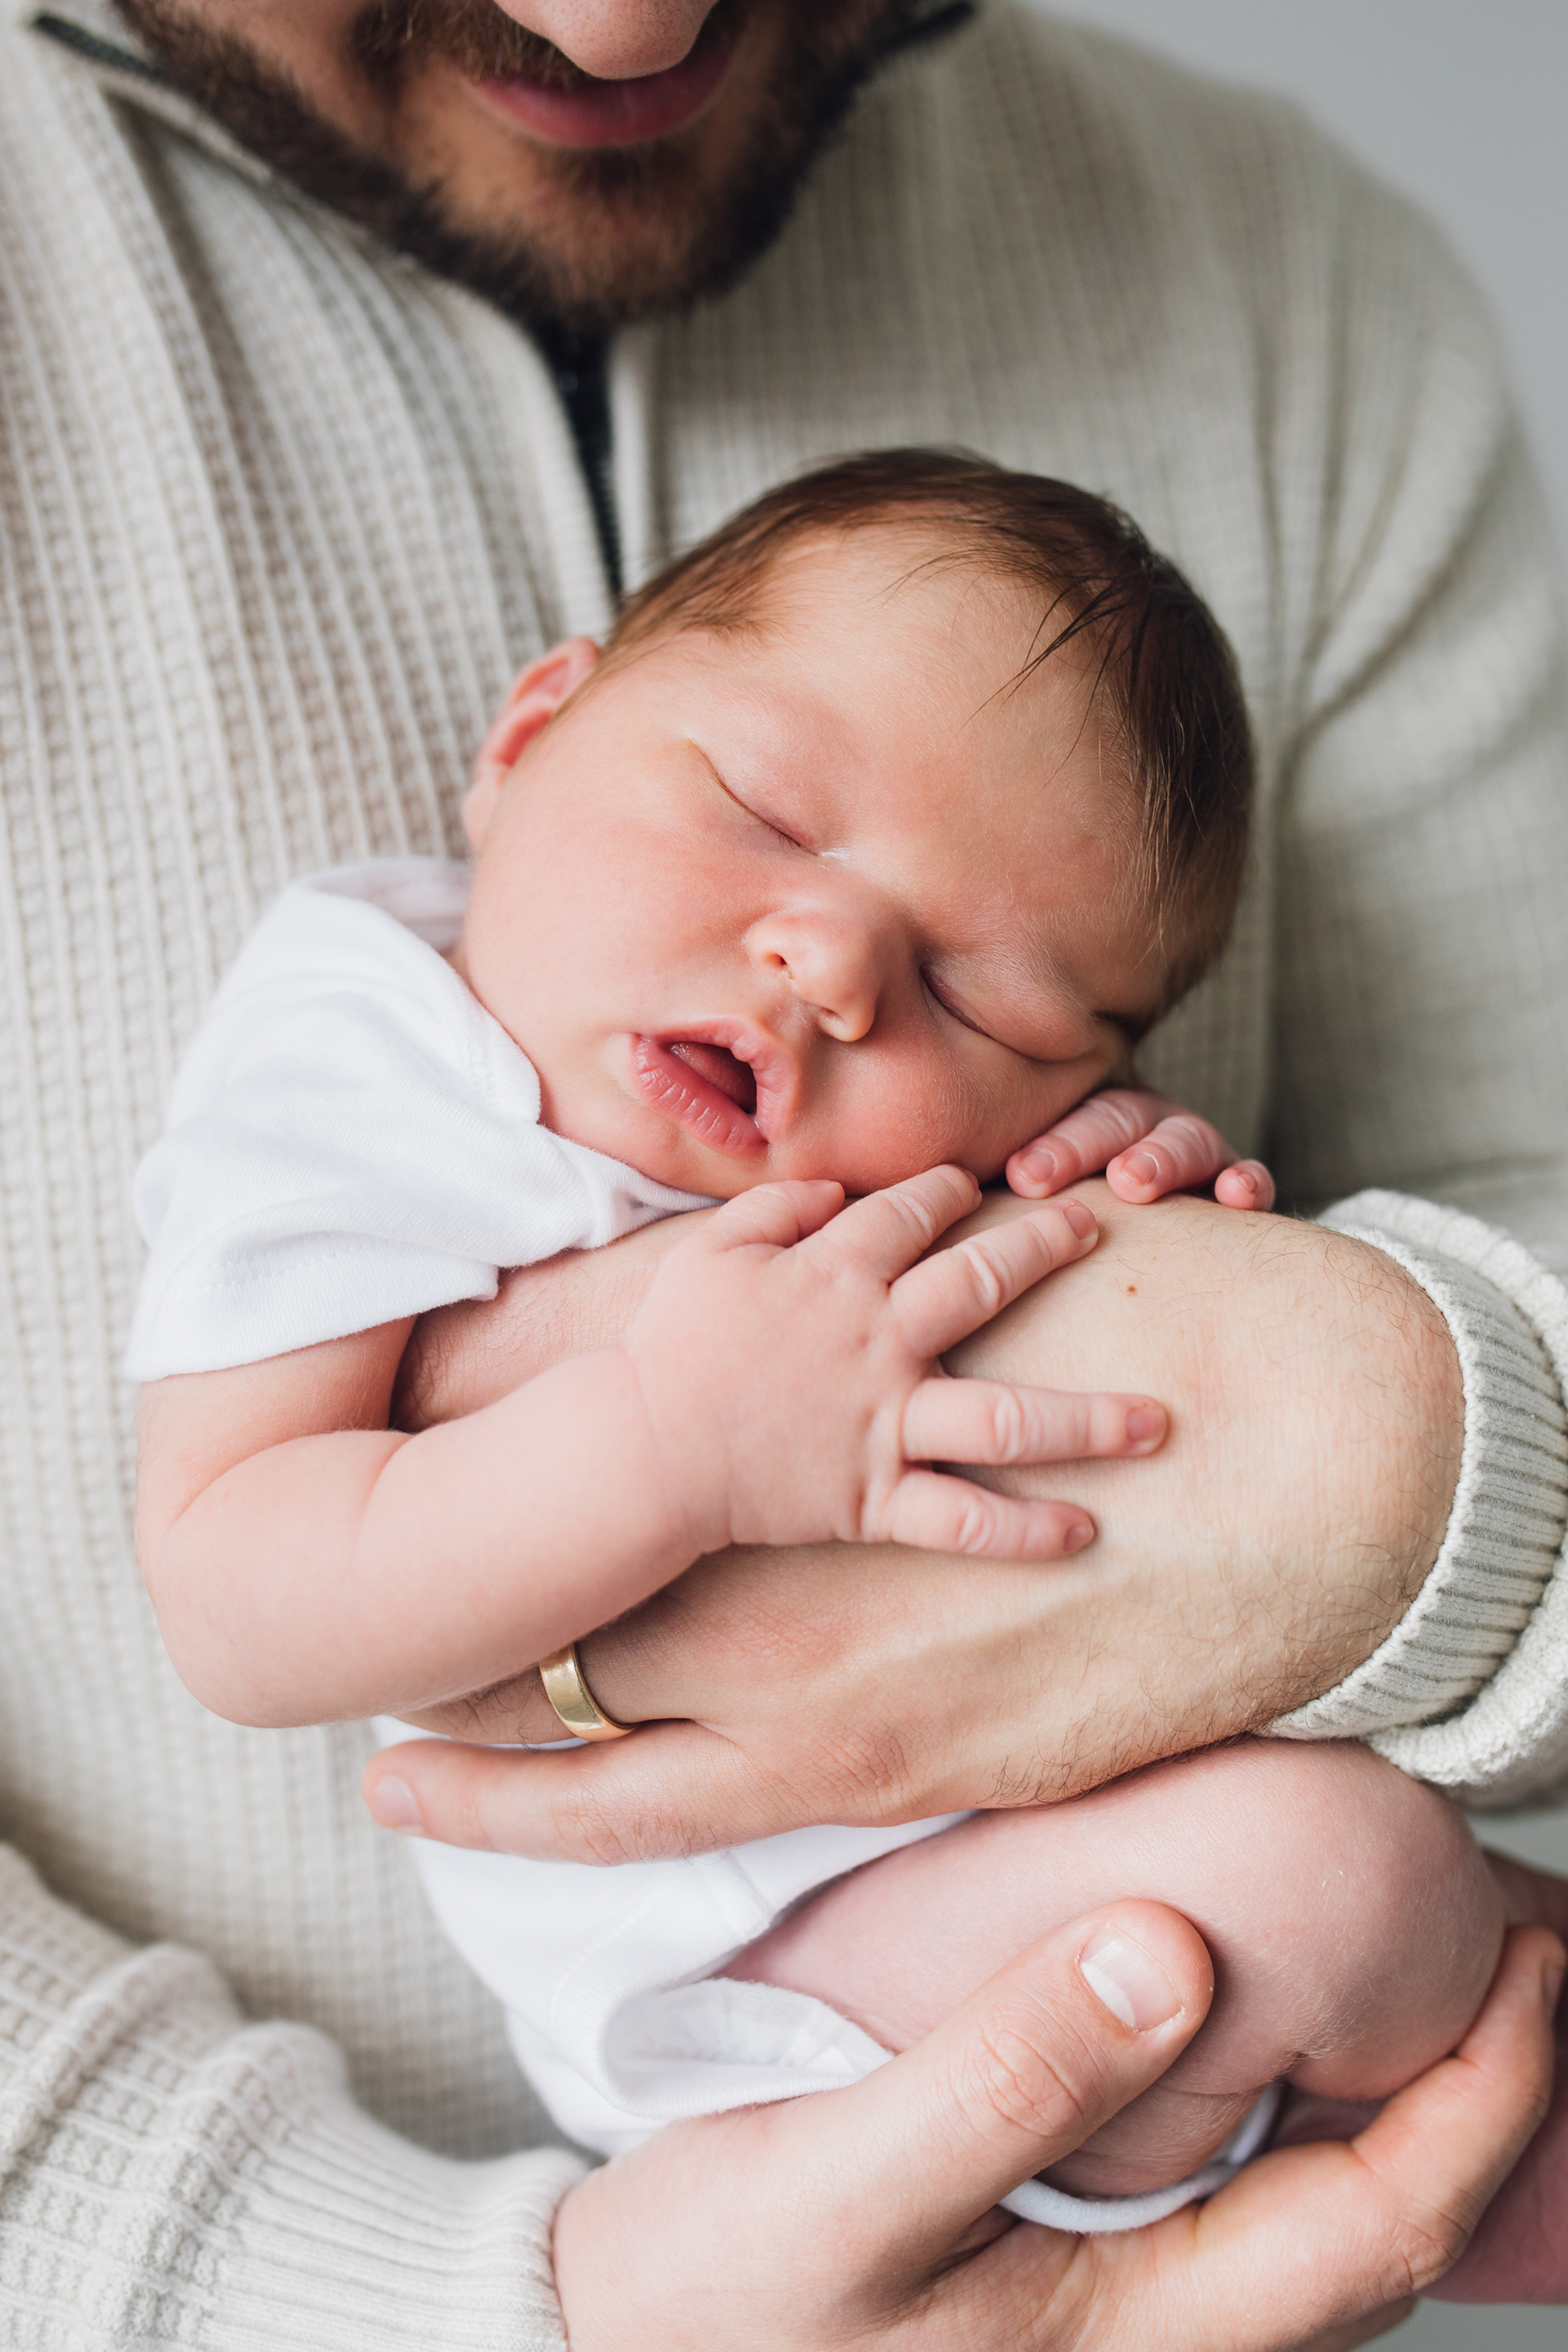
[551,1900,1562,2352]
[367,1184,1462,1856]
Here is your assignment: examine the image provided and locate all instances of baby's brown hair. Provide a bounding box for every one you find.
[608,449,1253,1026]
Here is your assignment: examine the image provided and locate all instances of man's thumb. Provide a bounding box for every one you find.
[786,1900,1214,2262]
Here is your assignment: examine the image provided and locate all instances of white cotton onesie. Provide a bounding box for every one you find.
[127,857,1280,2231]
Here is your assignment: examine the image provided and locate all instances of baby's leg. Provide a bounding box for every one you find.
[719,1738,1505,2198]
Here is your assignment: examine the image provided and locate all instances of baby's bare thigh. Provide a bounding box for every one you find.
[725,1738,1504,2098]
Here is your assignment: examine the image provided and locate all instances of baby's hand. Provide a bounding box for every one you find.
[620,1165,1166,1564]
[1006,1087,1275,1211]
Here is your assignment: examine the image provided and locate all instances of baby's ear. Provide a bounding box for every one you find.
[463,637,602,848]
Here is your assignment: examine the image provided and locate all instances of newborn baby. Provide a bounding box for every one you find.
[129,451,1528,2235]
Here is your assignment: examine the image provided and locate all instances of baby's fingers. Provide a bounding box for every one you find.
[892,1198,1097,1359]
[807,1163,982,1284]
[1007,1087,1171,1196]
[1105,1111,1272,1207]
[902,1378,1166,1468]
[697,1178,846,1253]
[883,1469,1095,1558]
[1214,1157,1276,1210]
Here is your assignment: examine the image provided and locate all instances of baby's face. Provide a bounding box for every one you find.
[457,531,1165,1199]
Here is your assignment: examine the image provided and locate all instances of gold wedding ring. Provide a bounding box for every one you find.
[538,1643,633,1741]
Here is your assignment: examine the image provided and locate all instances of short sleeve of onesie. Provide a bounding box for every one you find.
[124,858,710,1379]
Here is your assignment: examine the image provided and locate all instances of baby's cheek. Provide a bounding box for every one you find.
[811,1058,1092,1193]
[794,1065,974,1192]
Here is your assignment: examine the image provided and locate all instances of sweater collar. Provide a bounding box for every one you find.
[24,2,284,187]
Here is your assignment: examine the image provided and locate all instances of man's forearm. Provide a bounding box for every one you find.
[943,1188,1464,1731]
[402,1187,1466,1773]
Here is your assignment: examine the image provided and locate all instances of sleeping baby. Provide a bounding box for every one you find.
[128,451,1549,2236]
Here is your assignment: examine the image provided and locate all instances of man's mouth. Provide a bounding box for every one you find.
[632,1026,786,1159]
[473,36,740,149]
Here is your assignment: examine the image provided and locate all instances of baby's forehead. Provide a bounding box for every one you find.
[615,517,1059,669]
[729,521,1050,638]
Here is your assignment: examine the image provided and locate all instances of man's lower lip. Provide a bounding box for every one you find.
[633,1035,767,1159]
[472,40,736,149]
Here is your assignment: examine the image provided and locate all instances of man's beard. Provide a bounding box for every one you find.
[114,0,919,333]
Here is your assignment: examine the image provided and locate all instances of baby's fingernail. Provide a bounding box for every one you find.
[1062,1517,1095,1552]
[1080,1926,1183,2030]
[1019,1144,1059,1181]
[368,1776,424,1835]
[1233,1169,1257,1196]
[1125,1403,1165,1448]
[1059,1199,1095,1238]
[1121,1152,1158,1187]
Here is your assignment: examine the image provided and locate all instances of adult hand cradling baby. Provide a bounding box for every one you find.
[549,1898,1562,2352]
[373,1184,1461,1834]
[11,0,1568,2339]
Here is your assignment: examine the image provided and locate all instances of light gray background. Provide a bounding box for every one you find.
[1050,0,1568,553]
[1044,7,1567,2344]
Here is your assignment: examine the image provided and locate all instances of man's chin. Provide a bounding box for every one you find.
[386,70,791,336]
[114,0,918,335]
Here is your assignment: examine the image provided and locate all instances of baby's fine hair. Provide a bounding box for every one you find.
[609,448,1253,1023]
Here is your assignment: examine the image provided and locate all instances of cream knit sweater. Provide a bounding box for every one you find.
[2,2,1566,2338]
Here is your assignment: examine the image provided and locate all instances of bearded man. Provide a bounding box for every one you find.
[0,4,1566,2345]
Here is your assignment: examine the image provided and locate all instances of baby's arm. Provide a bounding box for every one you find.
[1008,1087,1276,1210]
[722,1739,1509,2200]
[136,1311,700,1728]
[136,1172,1168,1729]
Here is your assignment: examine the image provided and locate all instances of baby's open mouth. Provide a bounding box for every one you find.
[665,1039,758,1116]
[631,1031,773,1160]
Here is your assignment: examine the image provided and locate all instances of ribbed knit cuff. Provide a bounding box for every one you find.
[0,1846,585,2349]
[1269,1192,1568,1807]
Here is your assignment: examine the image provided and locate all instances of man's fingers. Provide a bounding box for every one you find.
[1329,1924,1564,2283]
[1292,2311,1418,2352]
[365,1720,814,1863]
[1006,1087,1170,1196]
[901,1378,1166,1468]
[884,1469,1096,1558]
[782,1899,1214,2259]
[891,1199,1098,1357]
[1168,1925,1564,2347]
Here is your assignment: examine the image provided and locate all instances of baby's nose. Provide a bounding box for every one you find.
[746,910,881,1043]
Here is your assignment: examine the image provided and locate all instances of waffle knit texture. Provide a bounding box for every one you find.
[1,0,1566,2335]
